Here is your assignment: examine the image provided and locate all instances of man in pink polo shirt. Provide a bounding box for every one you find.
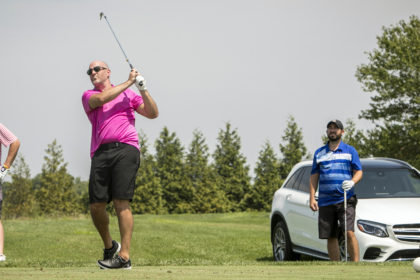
[82,60,158,269]
[0,123,21,262]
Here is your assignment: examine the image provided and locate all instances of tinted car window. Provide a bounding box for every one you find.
[283,168,304,189]
[408,169,420,193]
[355,168,420,198]
[297,167,312,193]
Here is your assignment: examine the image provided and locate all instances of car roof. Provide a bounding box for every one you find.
[295,157,414,169]
[360,158,413,169]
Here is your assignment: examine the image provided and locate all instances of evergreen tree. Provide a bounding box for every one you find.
[155,127,193,213]
[185,130,229,213]
[279,116,308,178]
[212,122,251,211]
[3,155,36,218]
[355,15,420,168]
[36,140,78,215]
[132,132,164,214]
[243,141,282,211]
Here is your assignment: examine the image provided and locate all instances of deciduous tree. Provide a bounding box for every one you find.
[355,15,420,168]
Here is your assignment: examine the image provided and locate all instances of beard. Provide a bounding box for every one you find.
[328,133,342,142]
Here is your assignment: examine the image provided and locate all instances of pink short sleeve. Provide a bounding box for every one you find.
[82,90,98,113]
[0,123,17,147]
[131,92,143,110]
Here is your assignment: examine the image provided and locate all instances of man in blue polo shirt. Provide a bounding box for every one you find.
[309,120,363,262]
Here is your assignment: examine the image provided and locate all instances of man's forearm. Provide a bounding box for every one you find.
[309,174,319,199]
[4,139,20,167]
[89,80,133,109]
[352,170,363,184]
[309,185,317,200]
[139,90,159,119]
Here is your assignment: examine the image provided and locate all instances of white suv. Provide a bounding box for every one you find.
[270,158,420,262]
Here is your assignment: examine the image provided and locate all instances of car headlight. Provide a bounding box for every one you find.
[357,220,389,237]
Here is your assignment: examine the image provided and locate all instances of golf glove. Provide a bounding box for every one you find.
[135,75,147,91]
[0,165,9,184]
[342,180,354,191]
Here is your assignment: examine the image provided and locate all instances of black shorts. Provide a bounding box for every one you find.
[89,142,140,204]
[318,195,357,239]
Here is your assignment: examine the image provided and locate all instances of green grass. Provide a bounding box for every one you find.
[0,213,417,279]
[0,264,417,280]
[0,213,272,267]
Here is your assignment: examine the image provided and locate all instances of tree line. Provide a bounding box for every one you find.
[2,16,419,218]
[2,117,308,217]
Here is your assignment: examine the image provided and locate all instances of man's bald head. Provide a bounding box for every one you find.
[88,60,111,89]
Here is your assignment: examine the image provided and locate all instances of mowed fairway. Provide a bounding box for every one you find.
[0,213,415,279]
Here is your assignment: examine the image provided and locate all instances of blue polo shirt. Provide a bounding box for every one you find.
[311,141,362,207]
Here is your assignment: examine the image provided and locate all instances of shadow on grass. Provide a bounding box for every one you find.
[256,256,274,262]
[256,254,324,262]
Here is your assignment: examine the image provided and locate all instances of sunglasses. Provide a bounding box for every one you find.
[87,66,107,75]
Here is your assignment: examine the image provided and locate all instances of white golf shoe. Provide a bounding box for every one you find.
[0,254,6,261]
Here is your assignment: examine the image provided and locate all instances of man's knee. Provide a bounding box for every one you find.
[113,199,131,213]
[90,202,107,212]
[347,231,357,240]
[327,237,338,243]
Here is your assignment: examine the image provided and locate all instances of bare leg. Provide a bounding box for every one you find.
[113,199,133,260]
[347,231,359,262]
[327,237,340,261]
[90,203,113,249]
[0,220,4,255]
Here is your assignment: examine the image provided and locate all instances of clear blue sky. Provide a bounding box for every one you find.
[1,0,419,180]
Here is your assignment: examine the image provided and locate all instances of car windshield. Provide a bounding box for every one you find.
[355,168,420,199]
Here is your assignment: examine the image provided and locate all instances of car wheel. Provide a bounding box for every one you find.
[338,233,349,261]
[272,220,295,261]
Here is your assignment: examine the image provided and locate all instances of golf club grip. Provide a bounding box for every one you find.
[131,65,144,86]
[130,64,144,86]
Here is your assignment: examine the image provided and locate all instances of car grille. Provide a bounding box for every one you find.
[392,224,420,242]
[386,249,420,261]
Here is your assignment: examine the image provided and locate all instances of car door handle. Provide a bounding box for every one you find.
[286,194,292,200]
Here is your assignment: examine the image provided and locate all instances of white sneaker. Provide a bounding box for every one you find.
[0,254,6,261]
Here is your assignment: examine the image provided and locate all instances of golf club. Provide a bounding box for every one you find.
[344,189,348,262]
[99,12,144,88]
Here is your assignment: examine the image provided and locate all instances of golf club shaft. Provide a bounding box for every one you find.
[344,189,347,262]
[99,12,144,88]
[100,12,134,69]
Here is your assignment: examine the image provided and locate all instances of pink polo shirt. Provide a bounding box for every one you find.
[0,123,18,165]
[82,87,143,158]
